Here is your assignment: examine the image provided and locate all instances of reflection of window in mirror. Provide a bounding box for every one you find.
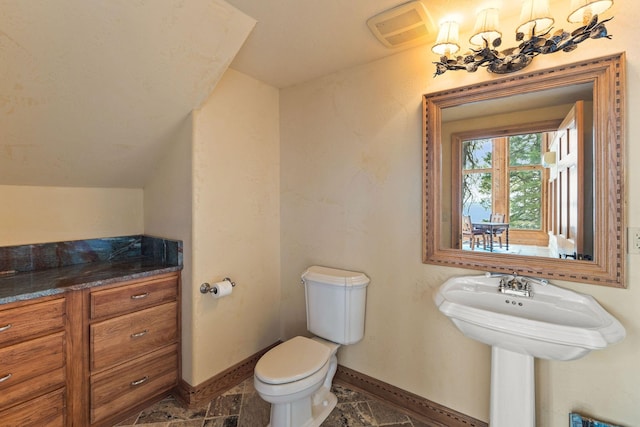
[463,135,543,222]
[449,111,593,260]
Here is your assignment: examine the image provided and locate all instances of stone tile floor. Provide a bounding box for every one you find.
[114,378,440,427]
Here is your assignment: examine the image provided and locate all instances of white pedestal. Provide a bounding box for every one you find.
[490,347,535,427]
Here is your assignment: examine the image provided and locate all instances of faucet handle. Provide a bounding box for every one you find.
[486,271,548,287]
[520,276,549,287]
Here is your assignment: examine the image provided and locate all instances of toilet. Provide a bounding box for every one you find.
[254,266,370,427]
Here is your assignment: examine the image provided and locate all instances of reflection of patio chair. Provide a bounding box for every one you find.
[486,213,506,248]
[462,215,485,250]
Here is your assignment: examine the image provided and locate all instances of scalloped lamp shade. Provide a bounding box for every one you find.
[517,0,554,36]
[470,8,502,46]
[432,21,460,56]
[568,0,613,24]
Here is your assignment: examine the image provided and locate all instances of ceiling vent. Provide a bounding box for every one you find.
[367,1,435,49]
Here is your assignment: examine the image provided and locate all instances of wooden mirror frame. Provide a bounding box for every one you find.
[422,53,626,287]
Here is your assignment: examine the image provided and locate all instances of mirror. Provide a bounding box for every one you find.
[422,53,626,287]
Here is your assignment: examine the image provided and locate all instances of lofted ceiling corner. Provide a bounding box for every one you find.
[0,0,255,188]
[224,0,565,89]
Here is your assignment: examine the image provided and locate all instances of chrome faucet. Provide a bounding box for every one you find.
[490,271,548,298]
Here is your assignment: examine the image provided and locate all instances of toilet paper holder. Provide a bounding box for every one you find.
[200,277,236,295]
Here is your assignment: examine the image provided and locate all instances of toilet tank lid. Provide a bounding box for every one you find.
[302,266,370,287]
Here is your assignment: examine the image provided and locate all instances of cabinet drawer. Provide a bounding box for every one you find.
[90,274,178,319]
[91,301,177,371]
[1,366,65,410]
[0,298,65,346]
[0,332,65,394]
[0,387,65,427]
[90,344,178,423]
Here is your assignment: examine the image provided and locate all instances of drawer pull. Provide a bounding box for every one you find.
[130,376,148,386]
[0,373,12,383]
[130,329,149,338]
[0,324,12,332]
[130,292,150,300]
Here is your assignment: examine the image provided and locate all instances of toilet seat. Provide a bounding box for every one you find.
[255,336,331,385]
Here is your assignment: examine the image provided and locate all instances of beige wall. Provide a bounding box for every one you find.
[190,68,281,385]
[143,115,194,382]
[280,2,639,425]
[0,185,143,245]
[136,67,284,386]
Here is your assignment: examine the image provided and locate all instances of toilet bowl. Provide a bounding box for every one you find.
[254,266,369,427]
[254,336,339,427]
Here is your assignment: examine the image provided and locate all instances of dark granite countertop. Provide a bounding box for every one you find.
[0,235,183,305]
[0,257,181,304]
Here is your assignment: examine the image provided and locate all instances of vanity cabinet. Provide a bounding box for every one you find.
[0,235,183,426]
[85,272,180,426]
[0,297,67,426]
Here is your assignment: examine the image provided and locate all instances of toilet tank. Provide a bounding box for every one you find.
[301,266,369,345]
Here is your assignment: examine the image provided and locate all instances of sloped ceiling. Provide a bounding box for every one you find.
[1,0,568,188]
[0,0,255,188]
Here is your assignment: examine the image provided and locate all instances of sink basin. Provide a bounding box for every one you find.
[434,273,625,427]
[434,274,625,360]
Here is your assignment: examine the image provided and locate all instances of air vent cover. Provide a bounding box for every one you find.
[367,1,435,48]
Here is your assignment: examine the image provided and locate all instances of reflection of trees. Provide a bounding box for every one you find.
[509,134,542,166]
[462,174,491,215]
[462,139,492,215]
[509,134,542,230]
[510,171,542,229]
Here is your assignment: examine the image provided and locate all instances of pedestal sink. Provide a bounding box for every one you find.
[434,273,625,427]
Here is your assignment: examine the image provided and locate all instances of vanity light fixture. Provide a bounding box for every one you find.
[432,0,614,76]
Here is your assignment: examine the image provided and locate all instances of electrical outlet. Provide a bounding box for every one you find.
[628,227,640,254]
